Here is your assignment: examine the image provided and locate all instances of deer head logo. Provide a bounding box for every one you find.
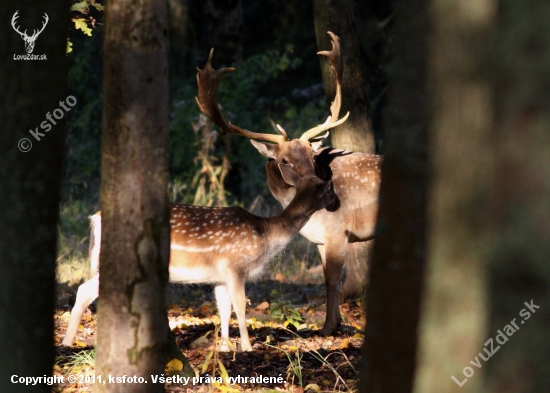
[11,11,49,54]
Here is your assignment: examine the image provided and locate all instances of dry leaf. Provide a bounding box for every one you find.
[255,301,269,310]
[304,383,320,392]
[165,358,183,374]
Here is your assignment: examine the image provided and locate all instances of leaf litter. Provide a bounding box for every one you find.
[54,280,365,392]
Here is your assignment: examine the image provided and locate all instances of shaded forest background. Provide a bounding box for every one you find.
[63,0,391,206]
[59,0,393,276]
[2,0,550,392]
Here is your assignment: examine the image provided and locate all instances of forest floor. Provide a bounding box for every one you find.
[53,278,365,393]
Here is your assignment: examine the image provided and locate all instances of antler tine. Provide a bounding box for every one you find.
[195,49,287,145]
[300,31,349,142]
[11,11,24,36]
[32,13,49,37]
[195,49,236,136]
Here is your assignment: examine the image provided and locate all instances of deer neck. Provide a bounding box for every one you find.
[264,191,316,244]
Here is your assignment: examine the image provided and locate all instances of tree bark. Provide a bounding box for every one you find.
[361,0,430,391]
[95,0,172,391]
[486,0,550,391]
[0,2,68,392]
[413,1,496,392]
[313,0,377,299]
[312,0,375,154]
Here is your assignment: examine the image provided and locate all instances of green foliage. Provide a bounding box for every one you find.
[63,1,104,203]
[269,290,304,329]
[264,342,304,387]
[169,46,326,209]
[68,1,104,53]
[56,349,96,374]
[56,201,96,284]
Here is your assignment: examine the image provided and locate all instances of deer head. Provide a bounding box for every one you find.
[195,31,348,181]
[11,11,49,54]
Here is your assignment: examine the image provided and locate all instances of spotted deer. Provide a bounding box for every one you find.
[195,32,382,335]
[62,164,336,351]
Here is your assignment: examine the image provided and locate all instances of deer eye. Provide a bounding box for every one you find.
[281,158,289,165]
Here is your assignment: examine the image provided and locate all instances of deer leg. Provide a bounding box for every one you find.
[214,284,231,351]
[62,274,99,346]
[226,272,252,351]
[319,238,347,336]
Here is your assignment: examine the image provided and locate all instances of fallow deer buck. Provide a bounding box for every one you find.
[195,32,382,336]
[62,165,336,351]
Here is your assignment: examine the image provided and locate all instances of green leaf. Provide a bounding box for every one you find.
[91,2,105,11]
[66,39,73,54]
[71,1,89,13]
[73,18,92,36]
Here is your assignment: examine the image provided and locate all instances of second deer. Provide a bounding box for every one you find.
[62,164,336,351]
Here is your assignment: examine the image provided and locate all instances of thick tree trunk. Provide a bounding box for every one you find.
[312,0,375,154]
[486,0,550,391]
[413,1,496,393]
[95,0,171,392]
[0,2,68,392]
[361,0,430,392]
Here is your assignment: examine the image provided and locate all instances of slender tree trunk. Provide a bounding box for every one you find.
[312,0,375,153]
[95,0,171,391]
[361,0,430,391]
[486,0,550,391]
[0,2,68,392]
[413,1,496,392]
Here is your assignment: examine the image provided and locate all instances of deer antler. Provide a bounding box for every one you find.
[11,11,25,37]
[31,13,49,39]
[11,11,48,39]
[300,32,349,142]
[195,49,288,145]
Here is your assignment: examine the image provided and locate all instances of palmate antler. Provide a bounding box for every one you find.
[300,32,348,141]
[195,49,287,145]
[195,32,348,144]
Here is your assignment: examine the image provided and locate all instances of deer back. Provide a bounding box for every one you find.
[169,205,268,283]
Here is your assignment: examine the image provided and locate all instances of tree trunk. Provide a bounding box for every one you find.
[312,0,375,154]
[312,0,377,299]
[413,1,496,392]
[95,0,171,391]
[486,0,550,391]
[0,2,68,392]
[361,0,430,391]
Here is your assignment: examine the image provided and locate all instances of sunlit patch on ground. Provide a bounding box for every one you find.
[54,280,365,392]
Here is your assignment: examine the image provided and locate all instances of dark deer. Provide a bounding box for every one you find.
[62,165,336,351]
[195,32,382,335]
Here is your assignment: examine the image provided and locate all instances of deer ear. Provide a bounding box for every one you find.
[278,164,300,186]
[251,140,279,159]
[310,131,329,152]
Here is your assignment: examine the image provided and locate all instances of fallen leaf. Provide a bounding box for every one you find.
[165,358,183,374]
[339,338,350,349]
[255,301,269,310]
[304,383,320,392]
